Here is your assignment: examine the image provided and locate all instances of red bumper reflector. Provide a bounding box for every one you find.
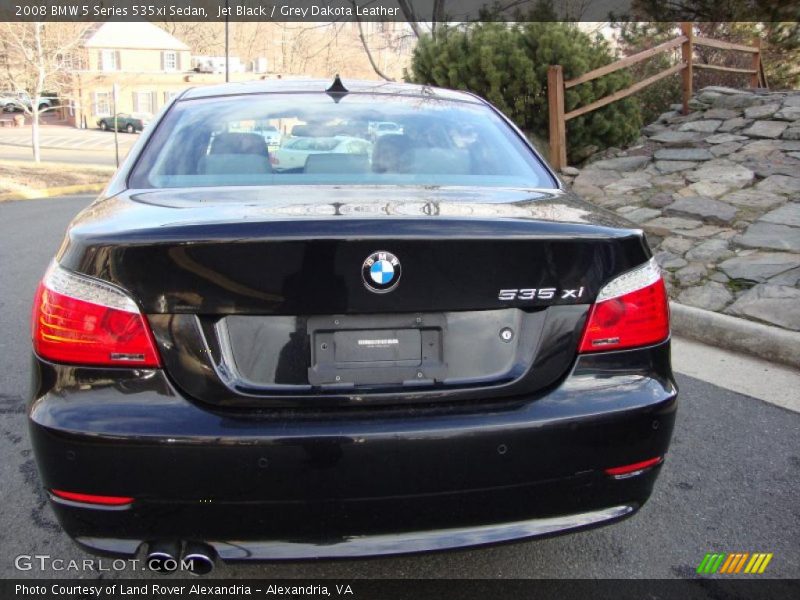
[51,489,134,506]
[604,457,663,476]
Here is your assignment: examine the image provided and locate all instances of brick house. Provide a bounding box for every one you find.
[63,21,414,129]
[68,22,195,128]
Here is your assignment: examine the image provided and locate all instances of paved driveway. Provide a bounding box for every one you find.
[0,196,798,580]
[0,127,135,165]
[0,126,138,151]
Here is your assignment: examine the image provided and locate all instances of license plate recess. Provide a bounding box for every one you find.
[307,314,446,387]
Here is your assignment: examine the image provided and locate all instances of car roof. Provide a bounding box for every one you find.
[179,78,484,105]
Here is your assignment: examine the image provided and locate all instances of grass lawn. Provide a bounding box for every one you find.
[0,160,114,200]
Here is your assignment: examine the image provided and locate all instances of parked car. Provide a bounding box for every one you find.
[29,79,676,574]
[271,135,371,171]
[369,120,403,139]
[97,113,150,133]
[257,124,282,148]
[0,91,54,112]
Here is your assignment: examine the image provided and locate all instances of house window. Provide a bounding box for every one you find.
[133,91,154,115]
[56,53,73,69]
[59,53,86,70]
[73,53,88,70]
[163,91,178,104]
[93,92,110,116]
[163,51,177,71]
[100,50,118,71]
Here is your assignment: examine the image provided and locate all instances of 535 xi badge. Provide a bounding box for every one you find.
[498,287,585,301]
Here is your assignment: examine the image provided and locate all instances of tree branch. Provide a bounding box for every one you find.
[351,4,395,81]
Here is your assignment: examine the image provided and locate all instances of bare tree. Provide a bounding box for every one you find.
[0,22,90,162]
[347,1,425,80]
[160,21,223,56]
[396,0,425,39]
[350,5,396,81]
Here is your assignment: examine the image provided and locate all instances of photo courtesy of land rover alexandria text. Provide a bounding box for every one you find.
[28,78,677,573]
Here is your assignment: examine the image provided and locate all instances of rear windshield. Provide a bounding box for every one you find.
[128,92,555,189]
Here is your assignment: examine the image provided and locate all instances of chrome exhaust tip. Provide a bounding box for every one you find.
[146,541,181,573]
[183,542,216,576]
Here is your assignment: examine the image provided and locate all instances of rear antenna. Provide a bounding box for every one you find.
[326,74,349,102]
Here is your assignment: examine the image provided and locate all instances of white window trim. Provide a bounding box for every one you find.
[134,91,154,115]
[100,50,117,72]
[163,51,177,72]
[93,92,111,117]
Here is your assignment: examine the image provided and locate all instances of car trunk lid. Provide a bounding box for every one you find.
[58,186,650,408]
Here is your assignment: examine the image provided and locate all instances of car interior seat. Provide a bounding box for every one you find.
[372,134,414,174]
[199,132,271,175]
[305,153,370,174]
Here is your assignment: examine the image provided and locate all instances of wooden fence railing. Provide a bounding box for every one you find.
[547,23,767,170]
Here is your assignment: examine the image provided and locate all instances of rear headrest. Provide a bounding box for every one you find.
[372,134,413,174]
[211,132,268,156]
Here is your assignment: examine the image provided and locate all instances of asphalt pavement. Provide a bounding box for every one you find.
[0,127,137,151]
[0,146,121,166]
[0,127,135,166]
[0,195,798,580]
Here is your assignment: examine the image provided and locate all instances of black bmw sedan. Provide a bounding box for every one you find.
[29,78,676,573]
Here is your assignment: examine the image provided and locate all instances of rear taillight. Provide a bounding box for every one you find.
[31,263,160,367]
[579,258,669,353]
[51,489,134,507]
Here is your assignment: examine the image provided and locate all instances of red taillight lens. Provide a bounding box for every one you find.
[51,489,134,506]
[579,258,669,353]
[604,457,663,477]
[31,264,160,367]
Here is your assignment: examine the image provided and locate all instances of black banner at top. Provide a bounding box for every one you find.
[2,0,799,22]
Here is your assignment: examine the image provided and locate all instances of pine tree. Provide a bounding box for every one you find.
[408,22,642,163]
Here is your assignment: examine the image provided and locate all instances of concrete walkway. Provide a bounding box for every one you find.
[672,336,800,413]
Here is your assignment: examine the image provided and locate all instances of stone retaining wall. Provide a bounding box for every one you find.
[563,86,800,332]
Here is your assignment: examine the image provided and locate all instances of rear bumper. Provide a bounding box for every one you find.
[28,341,677,560]
[73,505,638,561]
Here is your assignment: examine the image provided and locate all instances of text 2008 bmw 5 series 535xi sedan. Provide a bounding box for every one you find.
[28,78,676,574]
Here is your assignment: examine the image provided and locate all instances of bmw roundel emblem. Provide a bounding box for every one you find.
[362,251,402,293]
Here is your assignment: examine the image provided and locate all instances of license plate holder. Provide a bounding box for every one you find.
[307,314,445,387]
[332,329,421,365]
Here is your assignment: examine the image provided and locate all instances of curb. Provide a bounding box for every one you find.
[0,183,104,202]
[670,302,800,370]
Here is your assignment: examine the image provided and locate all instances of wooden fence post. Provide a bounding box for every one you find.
[680,22,694,115]
[547,65,567,171]
[751,38,762,88]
